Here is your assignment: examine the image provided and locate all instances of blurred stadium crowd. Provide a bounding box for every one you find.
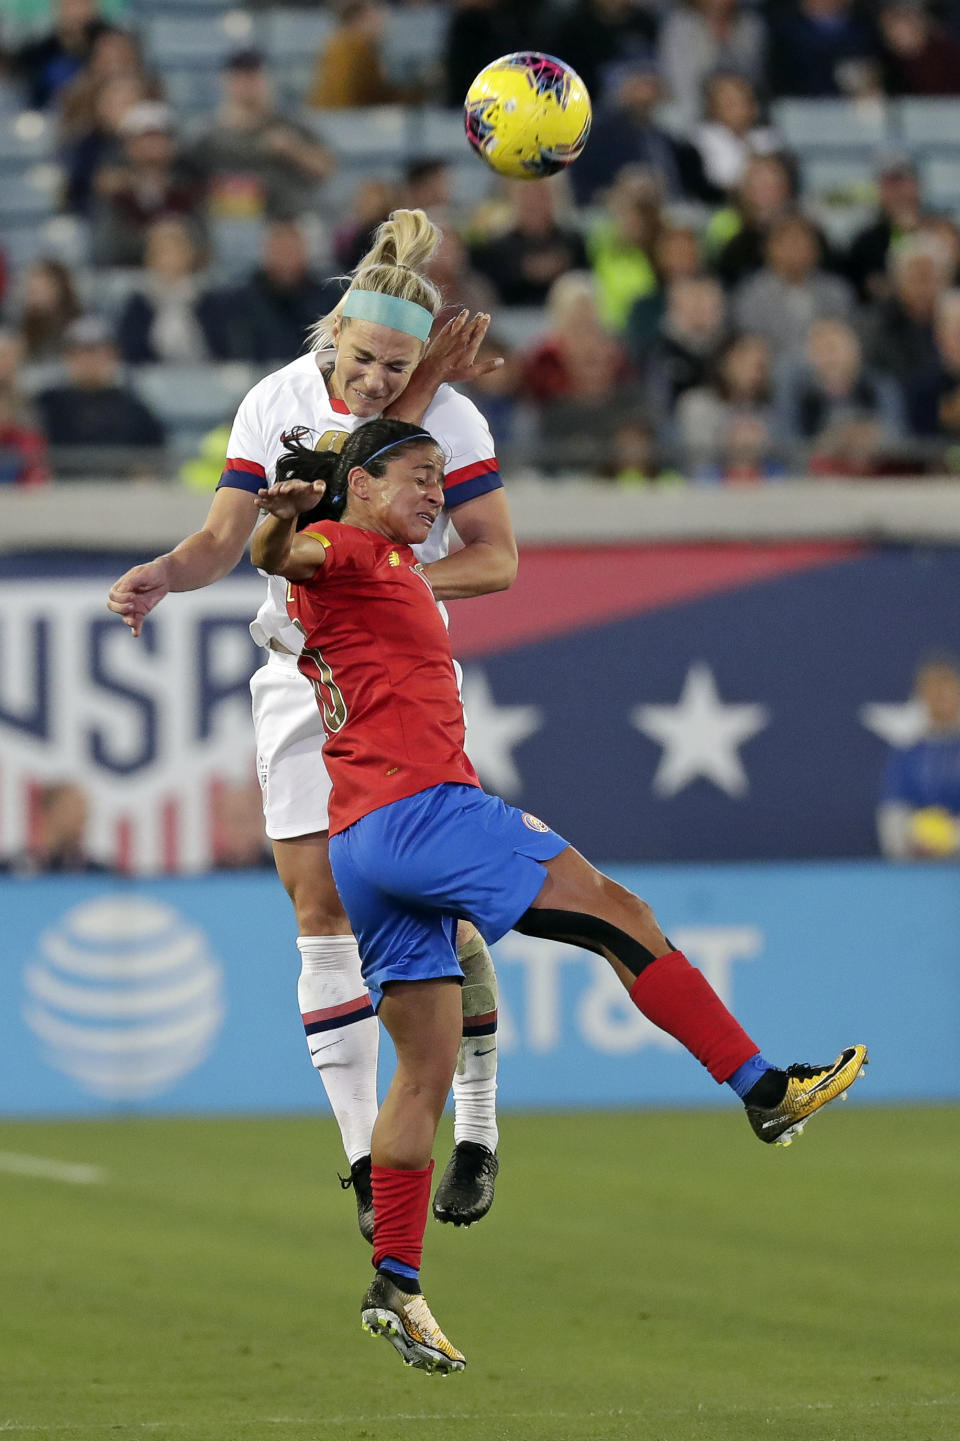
[4,0,960,486]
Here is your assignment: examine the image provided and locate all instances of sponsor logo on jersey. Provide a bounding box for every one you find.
[389,551,400,567]
[522,812,551,833]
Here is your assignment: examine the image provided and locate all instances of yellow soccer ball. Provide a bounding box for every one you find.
[464,51,592,180]
[909,806,960,856]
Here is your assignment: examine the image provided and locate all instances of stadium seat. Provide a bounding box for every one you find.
[208,218,267,278]
[772,98,890,152]
[307,106,409,164]
[486,305,550,351]
[800,154,877,203]
[88,267,151,317]
[162,69,219,117]
[261,8,335,67]
[897,98,960,151]
[919,155,960,211]
[132,362,255,455]
[405,106,470,163]
[1,164,61,222]
[0,110,54,170]
[382,4,450,85]
[0,213,90,270]
[142,12,255,70]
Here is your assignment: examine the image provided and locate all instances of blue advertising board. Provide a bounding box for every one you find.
[1,862,957,1119]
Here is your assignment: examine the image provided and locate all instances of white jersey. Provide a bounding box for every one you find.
[218,351,503,653]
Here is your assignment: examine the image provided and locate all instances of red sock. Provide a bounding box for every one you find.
[629,951,759,1083]
[371,1161,434,1272]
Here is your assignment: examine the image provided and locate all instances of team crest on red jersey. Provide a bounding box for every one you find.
[522,812,550,833]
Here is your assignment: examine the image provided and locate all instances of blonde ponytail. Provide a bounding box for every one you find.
[309,209,443,352]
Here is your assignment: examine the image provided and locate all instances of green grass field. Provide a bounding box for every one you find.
[0,1105,956,1441]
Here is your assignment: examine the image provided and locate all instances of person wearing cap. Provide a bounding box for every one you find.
[35,314,165,473]
[188,49,334,223]
[108,209,514,1240]
[90,101,205,267]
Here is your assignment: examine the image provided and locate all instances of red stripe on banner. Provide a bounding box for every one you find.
[448,541,866,659]
[224,457,266,478]
[162,797,178,872]
[301,996,371,1025]
[115,817,133,874]
[444,456,499,491]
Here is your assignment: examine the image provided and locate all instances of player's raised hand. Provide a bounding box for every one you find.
[254,478,326,520]
[426,309,504,386]
[107,558,171,638]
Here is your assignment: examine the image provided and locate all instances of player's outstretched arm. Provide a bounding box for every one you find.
[423,488,518,600]
[107,487,260,637]
[386,310,503,426]
[251,479,328,580]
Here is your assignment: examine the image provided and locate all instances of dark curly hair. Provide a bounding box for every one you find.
[274,418,441,530]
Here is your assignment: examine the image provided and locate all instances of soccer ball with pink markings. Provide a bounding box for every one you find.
[464,52,592,181]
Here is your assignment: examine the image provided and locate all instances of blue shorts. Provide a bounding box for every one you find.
[328,783,568,1009]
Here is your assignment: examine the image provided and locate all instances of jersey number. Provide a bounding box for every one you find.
[301,642,348,733]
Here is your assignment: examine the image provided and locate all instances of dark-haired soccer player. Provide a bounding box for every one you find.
[252,418,868,1375]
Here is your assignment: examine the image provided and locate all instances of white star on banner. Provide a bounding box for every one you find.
[859,699,926,749]
[631,662,770,798]
[461,667,542,797]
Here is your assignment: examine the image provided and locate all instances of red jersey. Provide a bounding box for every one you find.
[286,520,480,835]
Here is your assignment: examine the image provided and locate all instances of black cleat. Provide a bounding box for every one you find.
[340,1154,374,1244]
[432,1141,498,1226]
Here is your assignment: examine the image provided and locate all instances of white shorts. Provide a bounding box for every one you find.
[250,650,332,840]
[250,649,467,842]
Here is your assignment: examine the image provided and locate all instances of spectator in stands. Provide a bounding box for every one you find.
[443,0,551,108]
[693,73,781,195]
[712,412,785,483]
[865,232,954,385]
[905,287,960,441]
[657,0,768,129]
[15,258,82,362]
[460,333,524,456]
[877,654,960,859]
[845,154,926,303]
[116,218,222,365]
[0,782,108,874]
[309,1,402,110]
[58,27,156,146]
[603,418,685,488]
[674,331,776,473]
[470,178,588,308]
[0,385,49,487]
[14,0,110,110]
[733,212,855,360]
[189,49,334,224]
[587,166,662,332]
[644,275,728,419]
[776,316,905,447]
[210,781,272,870]
[517,270,634,404]
[767,0,881,99]
[35,314,166,466]
[570,59,718,207]
[332,176,399,271]
[62,70,147,215]
[205,221,342,365]
[423,229,498,319]
[90,101,205,267]
[879,0,960,95]
[401,157,455,229]
[709,153,798,289]
[549,0,660,104]
[625,221,705,358]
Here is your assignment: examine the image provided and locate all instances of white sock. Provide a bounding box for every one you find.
[453,934,499,1151]
[297,935,379,1166]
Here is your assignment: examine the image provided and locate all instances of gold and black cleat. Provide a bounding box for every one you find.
[746,1045,868,1146]
[361,1271,465,1374]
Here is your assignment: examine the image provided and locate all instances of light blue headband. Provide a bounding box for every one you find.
[342,288,434,342]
